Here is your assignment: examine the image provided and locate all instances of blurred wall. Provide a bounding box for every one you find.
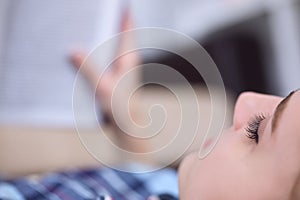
[130,0,300,97]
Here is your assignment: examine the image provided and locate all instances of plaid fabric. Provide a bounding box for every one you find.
[0,167,178,200]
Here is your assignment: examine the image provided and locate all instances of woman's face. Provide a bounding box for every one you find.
[179,91,300,200]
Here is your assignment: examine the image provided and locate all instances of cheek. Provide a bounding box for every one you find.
[178,152,196,193]
[179,152,220,198]
[178,131,238,185]
[179,148,235,199]
[178,133,257,199]
[179,153,215,199]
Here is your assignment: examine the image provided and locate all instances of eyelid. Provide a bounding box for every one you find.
[245,113,266,143]
[257,116,270,135]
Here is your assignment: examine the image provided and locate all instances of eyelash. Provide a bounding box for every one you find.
[245,113,266,143]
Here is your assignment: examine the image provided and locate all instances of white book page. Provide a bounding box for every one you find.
[0,0,124,127]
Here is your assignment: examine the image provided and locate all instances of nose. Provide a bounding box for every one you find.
[233,92,282,130]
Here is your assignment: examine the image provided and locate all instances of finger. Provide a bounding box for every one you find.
[120,9,133,32]
[70,52,86,69]
[113,11,140,75]
[70,52,101,89]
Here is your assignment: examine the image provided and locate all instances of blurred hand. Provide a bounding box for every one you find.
[70,13,151,154]
[70,12,141,119]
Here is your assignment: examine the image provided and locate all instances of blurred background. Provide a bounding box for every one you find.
[1,0,300,123]
[130,0,300,98]
[0,0,300,176]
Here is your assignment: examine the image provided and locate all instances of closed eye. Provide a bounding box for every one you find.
[245,113,266,144]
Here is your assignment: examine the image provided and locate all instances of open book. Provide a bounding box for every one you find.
[0,0,125,127]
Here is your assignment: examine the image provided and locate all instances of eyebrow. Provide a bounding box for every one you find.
[271,90,296,131]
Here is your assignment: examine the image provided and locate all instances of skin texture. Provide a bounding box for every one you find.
[179,91,300,200]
